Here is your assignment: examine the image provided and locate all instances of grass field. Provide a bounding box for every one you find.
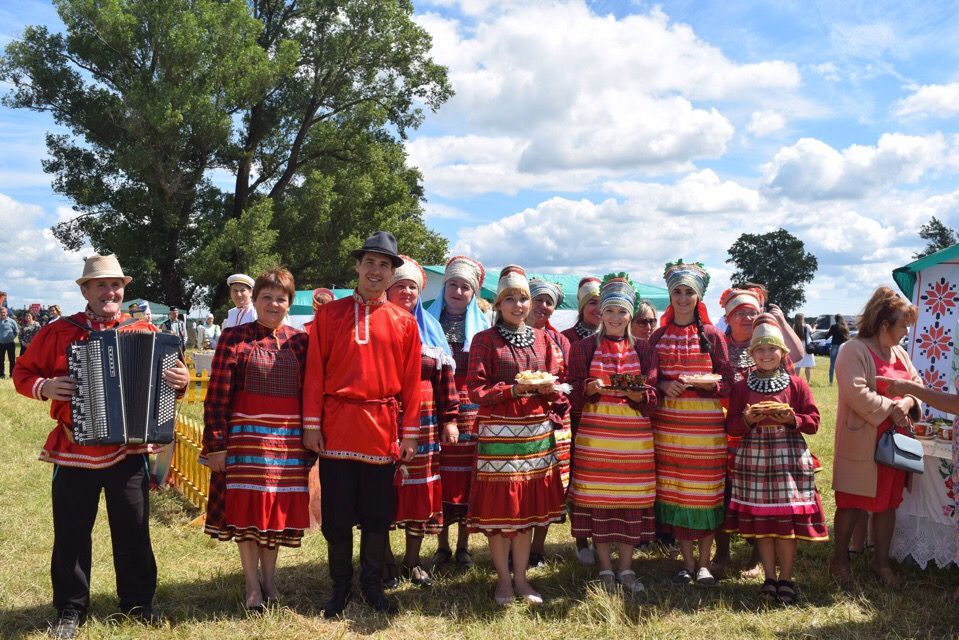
[2,357,958,639]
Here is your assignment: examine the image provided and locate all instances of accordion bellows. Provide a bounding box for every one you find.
[68,330,181,445]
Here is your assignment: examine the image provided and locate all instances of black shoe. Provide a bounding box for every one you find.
[125,606,163,625]
[49,610,82,639]
[322,588,352,619]
[361,586,399,615]
[402,563,434,588]
[382,561,400,589]
[455,548,474,568]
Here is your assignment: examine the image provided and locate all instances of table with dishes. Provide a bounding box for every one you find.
[891,421,957,569]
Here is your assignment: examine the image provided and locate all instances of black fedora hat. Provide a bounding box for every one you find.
[351,230,404,268]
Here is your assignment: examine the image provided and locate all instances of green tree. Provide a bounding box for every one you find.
[914,216,958,259]
[1,0,286,307]
[1,0,452,309]
[726,228,818,315]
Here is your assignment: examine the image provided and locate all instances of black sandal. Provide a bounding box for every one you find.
[759,578,778,598]
[776,579,797,605]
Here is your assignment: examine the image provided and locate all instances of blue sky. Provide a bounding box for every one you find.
[2,0,959,316]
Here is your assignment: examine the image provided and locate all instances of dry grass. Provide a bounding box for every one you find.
[2,358,958,639]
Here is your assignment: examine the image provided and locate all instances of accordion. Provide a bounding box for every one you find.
[68,330,181,446]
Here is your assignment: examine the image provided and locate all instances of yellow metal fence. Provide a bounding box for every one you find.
[169,366,211,514]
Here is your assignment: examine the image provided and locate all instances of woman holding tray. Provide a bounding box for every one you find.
[648,260,734,586]
[465,265,568,606]
[568,274,658,593]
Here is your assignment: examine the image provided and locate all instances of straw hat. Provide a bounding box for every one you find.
[75,254,132,286]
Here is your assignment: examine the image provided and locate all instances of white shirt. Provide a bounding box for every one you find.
[222,305,257,329]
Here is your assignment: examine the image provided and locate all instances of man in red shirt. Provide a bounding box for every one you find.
[303,231,421,617]
[13,254,189,639]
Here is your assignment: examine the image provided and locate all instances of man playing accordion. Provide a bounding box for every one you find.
[13,254,189,639]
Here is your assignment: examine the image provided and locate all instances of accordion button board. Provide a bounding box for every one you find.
[68,330,181,446]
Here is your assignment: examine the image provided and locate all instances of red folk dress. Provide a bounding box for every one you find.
[394,353,458,536]
[438,311,480,525]
[13,311,163,468]
[834,348,911,512]
[465,325,568,536]
[544,326,572,489]
[648,321,734,540]
[722,374,828,540]
[568,336,658,544]
[201,322,312,548]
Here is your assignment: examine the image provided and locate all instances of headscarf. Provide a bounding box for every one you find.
[661,259,713,327]
[426,255,490,352]
[576,276,601,312]
[749,312,789,355]
[529,279,564,308]
[599,273,636,313]
[720,287,761,318]
[390,255,454,368]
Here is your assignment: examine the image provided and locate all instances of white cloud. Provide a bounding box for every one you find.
[0,193,89,309]
[893,82,959,120]
[761,133,949,201]
[412,3,801,192]
[812,62,841,82]
[603,170,761,214]
[746,110,786,138]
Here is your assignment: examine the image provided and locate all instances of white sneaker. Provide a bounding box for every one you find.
[577,546,596,565]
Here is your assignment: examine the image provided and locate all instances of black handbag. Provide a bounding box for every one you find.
[875,425,924,474]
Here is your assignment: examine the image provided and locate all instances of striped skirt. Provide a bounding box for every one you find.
[394,379,444,536]
[466,414,566,536]
[439,389,479,524]
[652,395,726,538]
[205,419,311,548]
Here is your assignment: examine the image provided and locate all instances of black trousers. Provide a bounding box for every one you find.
[319,458,396,544]
[51,455,157,614]
[0,341,14,376]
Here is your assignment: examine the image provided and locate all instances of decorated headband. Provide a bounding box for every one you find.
[529,279,564,307]
[599,273,636,313]
[749,312,789,355]
[577,276,602,311]
[720,287,761,317]
[496,265,530,302]
[444,255,485,293]
[389,255,427,291]
[664,259,710,299]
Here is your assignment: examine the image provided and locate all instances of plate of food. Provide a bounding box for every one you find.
[515,370,558,386]
[680,373,722,386]
[608,373,649,391]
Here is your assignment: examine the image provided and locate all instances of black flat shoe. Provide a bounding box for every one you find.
[759,578,778,598]
[125,606,163,625]
[430,547,453,568]
[245,603,265,615]
[402,564,434,588]
[49,610,82,640]
[382,561,400,589]
[361,587,399,615]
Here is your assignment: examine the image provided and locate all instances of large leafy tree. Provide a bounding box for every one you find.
[914,216,958,259]
[1,0,284,307]
[726,228,818,315]
[2,0,452,309]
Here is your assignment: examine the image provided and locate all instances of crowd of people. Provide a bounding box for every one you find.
[5,232,945,639]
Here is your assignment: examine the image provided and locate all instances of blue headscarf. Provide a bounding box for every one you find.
[427,294,489,353]
[414,297,455,369]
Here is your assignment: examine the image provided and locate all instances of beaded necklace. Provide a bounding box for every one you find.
[352,292,386,346]
[574,321,597,340]
[496,322,535,348]
[746,368,790,394]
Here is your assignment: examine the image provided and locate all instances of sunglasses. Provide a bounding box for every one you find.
[633,318,657,326]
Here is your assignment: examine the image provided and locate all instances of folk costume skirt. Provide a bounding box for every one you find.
[466,413,565,537]
[394,377,444,536]
[440,387,479,524]
[569,394,656,545]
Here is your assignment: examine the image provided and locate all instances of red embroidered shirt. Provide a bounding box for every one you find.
[13,311,174,468]
[302,293,422,464]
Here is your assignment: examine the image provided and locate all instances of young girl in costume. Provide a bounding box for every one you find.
[568,274,657,593]
[648,260,734,586]
[722,313,828,604]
